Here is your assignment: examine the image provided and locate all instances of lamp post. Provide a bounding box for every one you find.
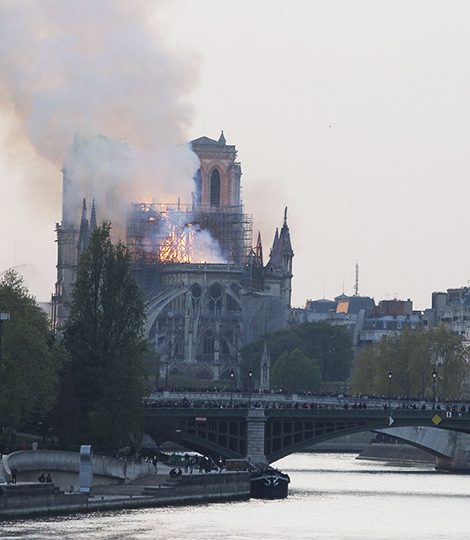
[164,361,169,391]
[248,369,253,408]
[387,370,393,411]
[432,368,437,409]
[230,368,235,408]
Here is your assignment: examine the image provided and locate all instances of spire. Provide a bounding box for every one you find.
[90,199,97,232]
[267,209,294,272]
[218,130,226,144]
[255,231,263,266]
[77,198,89,255]
[279,207,294,258]
[259,342,271,391]
[267,228,281,267]
[273,228,279,247]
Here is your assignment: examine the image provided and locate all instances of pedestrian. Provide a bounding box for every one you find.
[11,467,17,484]
[152,455,158,473]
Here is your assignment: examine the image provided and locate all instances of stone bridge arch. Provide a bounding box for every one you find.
[144,407,470,466]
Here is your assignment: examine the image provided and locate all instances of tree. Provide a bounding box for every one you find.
[241,322,354,387]
[63,223,148,451]
[0,270,65,430]
[271,348,321,392]
[352,327,469,399]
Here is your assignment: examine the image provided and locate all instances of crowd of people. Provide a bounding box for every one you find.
[143,395,470,413]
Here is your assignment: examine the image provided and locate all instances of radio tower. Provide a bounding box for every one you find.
[354,262,359,296]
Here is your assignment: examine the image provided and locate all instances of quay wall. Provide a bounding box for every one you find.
[357,443,435,463]
[0,472,250,519]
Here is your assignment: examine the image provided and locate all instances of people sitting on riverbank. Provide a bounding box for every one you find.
[169,468,177,479]
[45,473,53,483]
[38,472,46,483]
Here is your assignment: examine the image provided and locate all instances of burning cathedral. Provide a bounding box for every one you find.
[52,132,294,383]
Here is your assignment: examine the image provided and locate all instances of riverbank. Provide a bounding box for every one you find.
[356,442,435,463]
[0,470,250,520]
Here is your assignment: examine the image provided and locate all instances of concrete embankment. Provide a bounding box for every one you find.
[356,443,435,464]
[0,472,250,519]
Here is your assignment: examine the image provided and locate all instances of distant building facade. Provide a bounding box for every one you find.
[423,287,470,341]
[296,295,422,347]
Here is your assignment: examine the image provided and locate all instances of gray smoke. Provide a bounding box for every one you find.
[0,0,200,231]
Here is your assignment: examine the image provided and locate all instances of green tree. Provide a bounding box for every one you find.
[63,223,148,451]
[241,322,354,387]
[428,327,468,399]
[271,348,321,392]
[352,327,469,399]
[0,270,65,430]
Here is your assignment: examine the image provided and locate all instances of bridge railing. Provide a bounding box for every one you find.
[144,406,470,421]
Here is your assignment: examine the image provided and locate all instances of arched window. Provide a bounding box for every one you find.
[194,169,202,205]
[203,329,215,355]
[210,169,221,207]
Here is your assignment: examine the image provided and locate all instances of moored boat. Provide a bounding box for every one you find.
[250,467,290,499]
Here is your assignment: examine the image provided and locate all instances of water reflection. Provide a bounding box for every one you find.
[2,454,470,540]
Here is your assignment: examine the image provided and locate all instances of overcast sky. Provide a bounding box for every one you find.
[1,0,470,309]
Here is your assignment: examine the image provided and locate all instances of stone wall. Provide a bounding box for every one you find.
[0,472,250,519]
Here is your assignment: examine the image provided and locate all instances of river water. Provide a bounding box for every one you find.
[2,453,470,539]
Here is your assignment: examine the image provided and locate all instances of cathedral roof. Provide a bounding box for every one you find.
[191,136,224,146]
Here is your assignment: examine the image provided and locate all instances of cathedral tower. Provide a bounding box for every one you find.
[190,132,249,264]
[191,131,242,210]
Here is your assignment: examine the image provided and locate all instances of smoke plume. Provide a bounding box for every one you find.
[0,0,200,230]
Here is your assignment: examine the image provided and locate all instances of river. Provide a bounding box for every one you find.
[2,453,469,539]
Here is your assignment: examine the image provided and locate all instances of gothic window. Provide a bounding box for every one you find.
[210,169,221,207]
[203,329,215,354]
[191,283,202,299]
[221,338,230,355]
[208,283,222,311]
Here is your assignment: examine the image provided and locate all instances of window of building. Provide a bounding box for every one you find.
[203,329,215,354]
[210,169,221,207]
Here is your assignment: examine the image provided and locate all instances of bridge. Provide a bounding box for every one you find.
[144,403,470,466]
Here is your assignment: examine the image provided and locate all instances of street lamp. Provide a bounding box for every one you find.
[248,369,253,408]
[164,361,169,391]
[387,370,393,411]
[230,369,235,408]
[432,368,437,408]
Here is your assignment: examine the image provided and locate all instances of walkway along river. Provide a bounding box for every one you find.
[1,452,470,539]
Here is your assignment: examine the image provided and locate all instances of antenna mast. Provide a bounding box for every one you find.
[354,262,359,296]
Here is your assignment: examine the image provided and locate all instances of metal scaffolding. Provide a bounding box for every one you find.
[126,202,252,266]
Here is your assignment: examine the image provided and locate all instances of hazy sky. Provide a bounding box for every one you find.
[1,1,470,310]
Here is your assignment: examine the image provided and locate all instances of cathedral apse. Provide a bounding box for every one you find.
[53,132,294,384]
